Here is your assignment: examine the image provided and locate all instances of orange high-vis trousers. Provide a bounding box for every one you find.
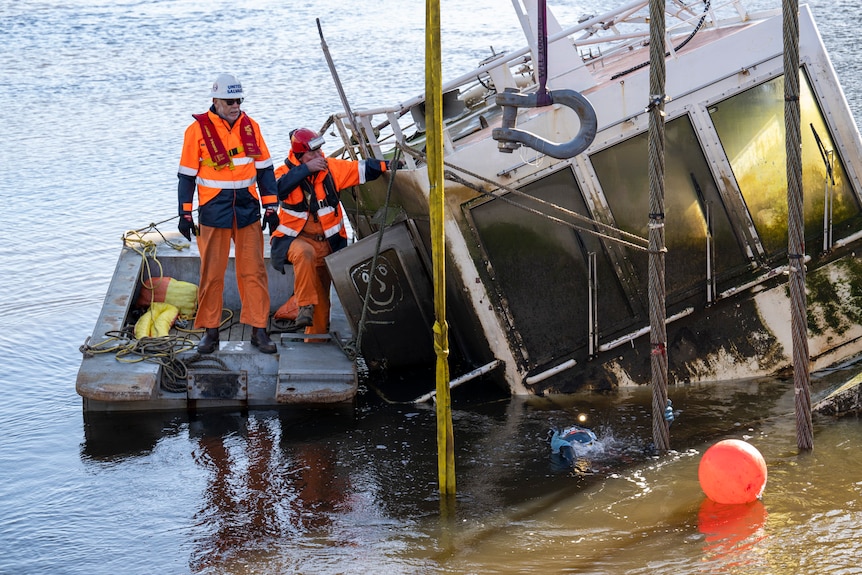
[287,233,333,335]
[195,221,271,329]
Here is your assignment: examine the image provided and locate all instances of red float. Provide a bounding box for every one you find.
[698,439,767,504]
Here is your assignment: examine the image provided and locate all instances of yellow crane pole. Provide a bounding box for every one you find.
[426,0,455,495]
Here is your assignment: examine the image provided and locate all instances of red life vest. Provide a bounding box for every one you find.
[272,155,362,245]
[193,113,261,170]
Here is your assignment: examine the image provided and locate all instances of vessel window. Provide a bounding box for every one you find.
[711,70,859,256]
[469,168,633,366]
[592,114,748,303]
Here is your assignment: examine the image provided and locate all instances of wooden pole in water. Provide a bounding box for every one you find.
[426,0,456,494]
[783,0,813,450]
[648,0,670,453]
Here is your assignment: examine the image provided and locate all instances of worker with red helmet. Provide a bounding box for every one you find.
[177,73,280,354]
[269,128,394,336]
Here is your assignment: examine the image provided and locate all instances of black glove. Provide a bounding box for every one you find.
[385,159,406,170]
[178,214,198,241]
[262,207,279,235]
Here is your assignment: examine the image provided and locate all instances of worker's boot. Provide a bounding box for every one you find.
[251,327,277,354]
[198,327,220,354]
[295,305,314,328]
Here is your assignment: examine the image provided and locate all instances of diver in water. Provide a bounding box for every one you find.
[550,425,598,462]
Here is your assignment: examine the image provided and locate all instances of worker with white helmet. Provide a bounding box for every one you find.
[177,73,279,354]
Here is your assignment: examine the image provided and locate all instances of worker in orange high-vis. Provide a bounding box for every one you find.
[269,128,398,337]
[177,73,281,354]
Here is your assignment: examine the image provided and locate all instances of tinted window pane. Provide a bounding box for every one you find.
[592,115,748,302]
[711,72,859,255]
[470,169,632,366]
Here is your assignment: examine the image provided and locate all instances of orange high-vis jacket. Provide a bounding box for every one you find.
[268,152,388,273]
[178,109,277,228]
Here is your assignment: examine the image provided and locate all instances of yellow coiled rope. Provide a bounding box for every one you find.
[79,217,235,392]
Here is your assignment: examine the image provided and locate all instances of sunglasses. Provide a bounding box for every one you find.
[221,98,243,105]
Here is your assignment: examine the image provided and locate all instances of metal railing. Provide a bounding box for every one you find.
[322,0,774,163]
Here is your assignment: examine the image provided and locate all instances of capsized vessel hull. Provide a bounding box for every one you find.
[324,1,862,395]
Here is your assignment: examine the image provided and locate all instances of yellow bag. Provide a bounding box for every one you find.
[136,277,198,318]
[134,302,180,339]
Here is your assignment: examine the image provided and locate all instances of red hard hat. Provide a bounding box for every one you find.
[290,128,325,155]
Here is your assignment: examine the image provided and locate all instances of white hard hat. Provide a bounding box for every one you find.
[209,73,245,99]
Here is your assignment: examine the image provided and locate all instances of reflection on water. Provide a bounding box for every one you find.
[188,413,350,571]
[77,373,862,574]
[698,499,768,567]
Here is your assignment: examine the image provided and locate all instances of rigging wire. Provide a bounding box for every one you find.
[397,142,650,252]
[610,0,712,81]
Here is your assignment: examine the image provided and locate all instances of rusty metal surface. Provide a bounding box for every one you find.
[276,338,357,404]
[188,371,248,400]
[75,364,158,402]
[276,374,357,404]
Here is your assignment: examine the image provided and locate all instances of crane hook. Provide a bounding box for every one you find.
[492,87,597,159]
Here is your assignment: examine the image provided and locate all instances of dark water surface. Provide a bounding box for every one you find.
[2,0,862,573]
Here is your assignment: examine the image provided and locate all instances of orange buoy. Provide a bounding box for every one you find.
[698,439,767,504]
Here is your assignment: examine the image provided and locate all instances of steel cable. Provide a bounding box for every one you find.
[648,0,670,453]
[784,0,813,450]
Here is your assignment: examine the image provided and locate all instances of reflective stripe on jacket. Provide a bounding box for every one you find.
[268,153,367,273]
[272,153,365,241]
[268,153,391,273]
[177,108,276,228]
